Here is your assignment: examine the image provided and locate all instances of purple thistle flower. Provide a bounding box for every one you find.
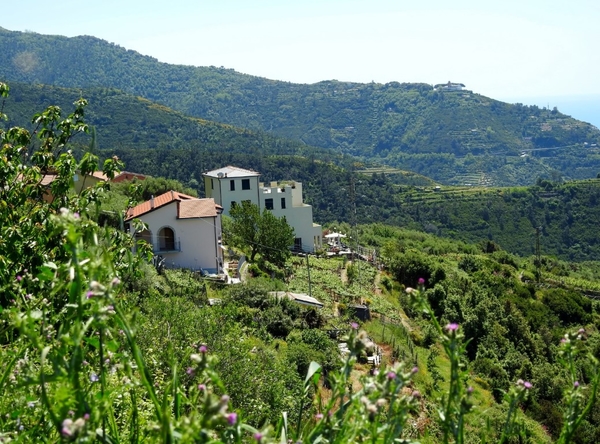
[411,366,419,374]
[315,413,324,420]
[198,384,206,391]
[16,275,22,282]
[186,367,195,376]
[445,323,459,332]
[86,291,94,299]
[523,381,532,389]
[254,432,263,442]
[418,277,425,285]
[227,412,237,425]
[199,345,207,353]
[351,322,359,330]
[83,413,90,420]
[387,371,396,380]
[574,381,580,388]
[411,390,421,398]
[467,386,474,394]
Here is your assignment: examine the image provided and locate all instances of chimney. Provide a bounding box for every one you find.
[150,195,154,209]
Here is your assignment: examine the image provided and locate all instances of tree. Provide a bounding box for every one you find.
[257,210,295,267]
[228,201,295,267]
[228,200,261,260]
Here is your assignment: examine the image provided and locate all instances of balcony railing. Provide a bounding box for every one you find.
[152,239,181,253]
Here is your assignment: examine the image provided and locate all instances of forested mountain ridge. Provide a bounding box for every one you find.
[2,80,600,262]
[2,26,600,186]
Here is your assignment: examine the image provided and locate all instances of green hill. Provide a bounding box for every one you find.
[3,80,599,262]
[2,27,600,186]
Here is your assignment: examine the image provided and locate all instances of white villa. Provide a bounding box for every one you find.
[203,165,323,252]
[125,190,224,272]
[434,81,466,91]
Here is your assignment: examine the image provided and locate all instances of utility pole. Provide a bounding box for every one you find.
[306,253,312,297]
[535,226,542,281]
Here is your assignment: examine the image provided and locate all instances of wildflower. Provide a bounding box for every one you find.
[523,381,532,389]
[315,413,324,420]
[411,366,419,374]
[86,291,94,299]
[90,373,99,382]
[387,371,397,380]
[227,412,237,425]
[405,287,415,294]
[61,418,74,437]
[254,432,263,442]
[83,413,90,421]
[467,386,474,394]
[445,323,459,332]
[199,344,208,353]
[198,384,206,391]
[73,212,80,219]
[111,277,121,286]
[418,277,425,285]
[574,381,580,388]
[411,390,421,398]
[221,395,230,403]
[186,367,195,376]
[16,275,22,282]
[190,353,202,363]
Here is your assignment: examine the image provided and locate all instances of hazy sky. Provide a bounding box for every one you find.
[3,0,600,126]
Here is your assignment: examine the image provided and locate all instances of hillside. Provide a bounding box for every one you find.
[2,27,600,186]
[0,81,322,159]
[2,80,599,262]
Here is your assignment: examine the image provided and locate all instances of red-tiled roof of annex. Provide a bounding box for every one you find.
[178,199,220,219]
[125,190,221,220]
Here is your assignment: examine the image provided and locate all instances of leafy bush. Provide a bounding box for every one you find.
[543,289,592,326]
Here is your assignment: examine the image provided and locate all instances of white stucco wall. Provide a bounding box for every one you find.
[205,170,322,252]
[135,202,223,271]
[206,175,261,215]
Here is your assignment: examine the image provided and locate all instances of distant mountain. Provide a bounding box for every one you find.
[1,27,600,186]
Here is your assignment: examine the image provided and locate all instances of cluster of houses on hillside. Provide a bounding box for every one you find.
[42,164,348,282]
[121,165,322,276]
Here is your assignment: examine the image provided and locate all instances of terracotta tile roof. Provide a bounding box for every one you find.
[125,190,221,220]
[90,171,109,181]
[26,171,106,186]
[112,171,147,183]
[178,199,221,219]
[203,165,260,178]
